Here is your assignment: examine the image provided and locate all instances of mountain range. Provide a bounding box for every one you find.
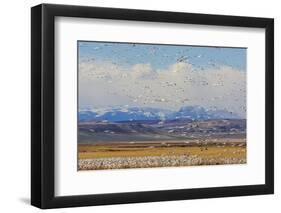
[79,106,240,122]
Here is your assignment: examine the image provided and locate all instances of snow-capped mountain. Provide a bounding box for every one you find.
[79,106,240,122]
[168,106,239,120]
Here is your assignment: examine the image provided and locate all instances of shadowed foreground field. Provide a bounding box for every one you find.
[78,140,246,170]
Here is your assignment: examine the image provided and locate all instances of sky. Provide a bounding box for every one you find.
[78,41,246,117]
[79,41,246,71]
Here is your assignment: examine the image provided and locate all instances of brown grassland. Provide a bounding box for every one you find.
[79,141,246,159]
[78,140,246,170]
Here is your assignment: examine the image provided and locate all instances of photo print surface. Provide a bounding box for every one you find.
[78,41,247,171]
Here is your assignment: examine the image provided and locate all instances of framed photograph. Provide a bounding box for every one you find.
[31,4,274,209]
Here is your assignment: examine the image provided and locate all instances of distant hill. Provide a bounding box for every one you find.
[79,106,240,122]
[78,119,246,143]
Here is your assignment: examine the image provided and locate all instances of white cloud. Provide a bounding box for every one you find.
[79,60,246,117]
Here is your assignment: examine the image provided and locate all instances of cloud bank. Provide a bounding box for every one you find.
[79,60,246,118]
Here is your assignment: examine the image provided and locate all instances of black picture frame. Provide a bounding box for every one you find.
[31,3,274,209]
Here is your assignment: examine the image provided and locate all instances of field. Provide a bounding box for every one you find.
[78,119,246,170]
[78,139,246,170]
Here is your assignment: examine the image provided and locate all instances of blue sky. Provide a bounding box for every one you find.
[78,41,246,117]
[78,41,246,71]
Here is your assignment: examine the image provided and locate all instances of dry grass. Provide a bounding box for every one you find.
[78,140,246,170]
[78,140,246,160]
